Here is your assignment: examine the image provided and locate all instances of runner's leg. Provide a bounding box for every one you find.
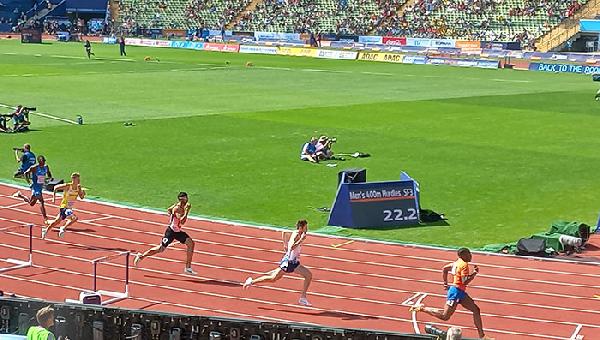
[38,197,47,220]
[460,294,485,338]
[250,268,284,284]
[135,244,165,265]
[418,303,458,321]
[293,265,313,298]
[184,237,195,270]
[13,191,30,204]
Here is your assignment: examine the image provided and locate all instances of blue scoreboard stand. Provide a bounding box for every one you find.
[328,172,421,228]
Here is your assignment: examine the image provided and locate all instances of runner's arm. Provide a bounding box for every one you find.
[180,203,191,224]
[53,183,68,202]
[442,263,452,288]
[462,265,479,285]
[167,203,176,215]
[77,184,85,199]
[288,232,304,250]
[24,165,35,184]
[282,231,290,251]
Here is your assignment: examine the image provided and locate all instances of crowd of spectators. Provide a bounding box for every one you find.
[112,0,587,47]
[377,0,587,49]
[118,0,251,33]
[1,0,58,33]
[185,0,251,29]
[233,0,379,35]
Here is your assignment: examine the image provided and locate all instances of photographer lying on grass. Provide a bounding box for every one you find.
[315,135,336,161]
[1,105,32,133]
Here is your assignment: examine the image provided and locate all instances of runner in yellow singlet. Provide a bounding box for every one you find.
[43,172,85,239]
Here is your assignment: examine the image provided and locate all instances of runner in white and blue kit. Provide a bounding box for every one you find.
[13,155,52,220]
[243,219,313,306]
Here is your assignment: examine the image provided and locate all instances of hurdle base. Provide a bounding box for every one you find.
[65,290,129,306]
[98,290,129,305]
[0,259,32,273]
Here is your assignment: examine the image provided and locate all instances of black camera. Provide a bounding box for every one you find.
[23,107,36,111]
[12,147,24,151]
[425,324,447,338]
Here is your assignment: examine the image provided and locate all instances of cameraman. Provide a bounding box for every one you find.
[12,105,31,132]
[14,143,36,180]
[315,135,336,161]
[0,112,9,132]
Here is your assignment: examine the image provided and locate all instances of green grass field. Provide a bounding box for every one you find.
[1,39,599,248]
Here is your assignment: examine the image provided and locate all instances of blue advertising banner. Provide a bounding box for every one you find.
[402,55,427,65]
[254,32,301,42]
[239,45,278,55]
[66,0,107,12]
[328,180,420,228]
[529,62,600,74]
[358,35,383,44]
[427,57,498,69]
[476,60,500,69]
[208,29,233,37]
[580,19,600,32]
[102,36,116,44]
[169,41,204,50]
[406,38,432,47]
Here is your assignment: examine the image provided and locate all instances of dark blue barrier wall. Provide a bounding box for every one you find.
[66,0,107,13]
[1,297,465,340]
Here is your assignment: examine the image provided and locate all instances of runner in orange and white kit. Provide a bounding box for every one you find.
[409,248,492,339]
[134,192,197,275]
[43,172,85,239]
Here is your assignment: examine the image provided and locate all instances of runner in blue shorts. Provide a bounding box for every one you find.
[13,155,52,221]
[243,219,313,306]
[410,248,492,339]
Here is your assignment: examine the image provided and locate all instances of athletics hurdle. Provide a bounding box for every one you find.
[65,251,130,305]
[0,224,33,273]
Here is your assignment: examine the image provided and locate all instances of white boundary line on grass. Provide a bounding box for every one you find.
[0,103,79,125]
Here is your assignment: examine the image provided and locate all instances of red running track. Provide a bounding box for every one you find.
[0,183,599,339]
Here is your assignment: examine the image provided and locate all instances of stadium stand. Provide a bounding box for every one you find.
[232,0,381,34]
[111,0,591,50]
[398,0,587,49]
[117,0,251,31]
[114,0,589,43]
[536,0,600,51]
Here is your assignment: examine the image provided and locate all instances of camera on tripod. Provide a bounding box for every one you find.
[425,324,447,339]
[22,107,36,111]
